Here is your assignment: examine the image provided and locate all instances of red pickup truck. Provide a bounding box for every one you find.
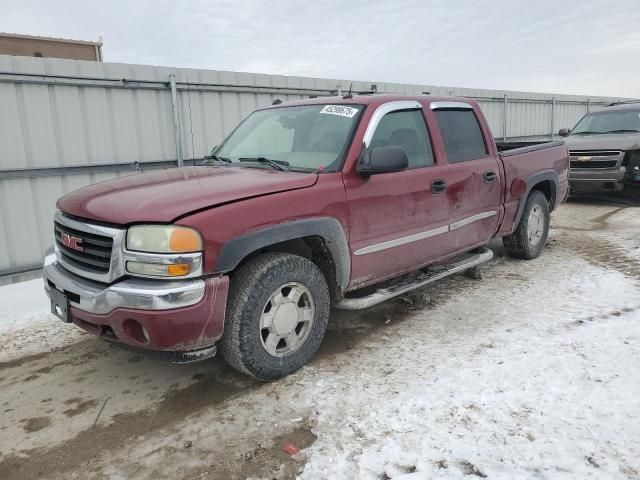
[44,95,569,380]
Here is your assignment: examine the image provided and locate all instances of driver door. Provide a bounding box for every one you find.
[344,103,455,288]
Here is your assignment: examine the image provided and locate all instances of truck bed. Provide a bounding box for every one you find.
[495,140,564,154]
[496,140,570,236]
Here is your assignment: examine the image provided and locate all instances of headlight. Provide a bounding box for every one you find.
[126,261,193,277]
[124,226,203,278]
[127,226,203,253]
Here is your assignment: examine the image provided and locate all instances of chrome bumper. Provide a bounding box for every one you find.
[43,249,206,315]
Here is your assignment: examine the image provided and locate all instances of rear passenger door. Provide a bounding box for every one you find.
[430,103,502,250]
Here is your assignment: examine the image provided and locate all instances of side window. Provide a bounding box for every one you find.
[370,110,434,168]
[434,110,487,163]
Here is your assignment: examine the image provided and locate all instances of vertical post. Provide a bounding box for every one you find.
[169,74,184,167]
[502,94,507,142]
[550,97,556,140]
[336,84,342,96]
[586,98,591,113]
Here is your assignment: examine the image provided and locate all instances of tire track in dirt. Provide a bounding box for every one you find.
[0,363,257,480]
[556,230,640,282]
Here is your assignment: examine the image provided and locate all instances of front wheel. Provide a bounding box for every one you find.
[503,190,550,260]
[219,252,330,381]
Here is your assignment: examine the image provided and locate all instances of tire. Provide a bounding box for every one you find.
[219,252,330,381]
[503,190,550,260]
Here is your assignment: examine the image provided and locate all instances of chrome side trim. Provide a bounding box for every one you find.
[430,101,473,110]
[354,225,448,256]
[43,250,206,315]
[449,211,497,231]
[54,211,125,283]
[363,100,423,147]
[354,211,498,255]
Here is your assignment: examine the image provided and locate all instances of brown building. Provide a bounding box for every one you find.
[0,33,103,61]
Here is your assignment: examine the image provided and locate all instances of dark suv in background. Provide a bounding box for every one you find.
[560,101,640,192]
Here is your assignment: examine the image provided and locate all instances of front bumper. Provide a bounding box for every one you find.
[569,166,626,182]
[569,166,627,191]
[43,249,229,356]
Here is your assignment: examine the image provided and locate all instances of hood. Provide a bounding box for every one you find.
[57,166,318,224]
[564,133,640,152]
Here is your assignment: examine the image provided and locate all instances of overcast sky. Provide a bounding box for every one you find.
[2,0,640,98]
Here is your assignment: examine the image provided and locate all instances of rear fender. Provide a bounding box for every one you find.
[512,170,558,233]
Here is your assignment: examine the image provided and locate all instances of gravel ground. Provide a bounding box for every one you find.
[0,198,639,480]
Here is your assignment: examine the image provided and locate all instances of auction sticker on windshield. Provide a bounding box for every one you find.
[319,105,359,118]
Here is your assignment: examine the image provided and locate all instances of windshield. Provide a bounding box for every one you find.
[213,104,363,171]
[571,109,640,135]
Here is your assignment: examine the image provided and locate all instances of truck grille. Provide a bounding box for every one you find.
[570,160,618,169]
[569,150,622,157]
[569,150,622,171]
[55,221,113,273]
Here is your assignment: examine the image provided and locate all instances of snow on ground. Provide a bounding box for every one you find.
[0,278,50,334]
[1,199,639,480]
[597,208,640,261]
[0,278,85,363]
[300,262,640,479]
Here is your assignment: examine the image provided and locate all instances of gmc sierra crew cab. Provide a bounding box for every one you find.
[559,100,640,192]
[44,94,569,380]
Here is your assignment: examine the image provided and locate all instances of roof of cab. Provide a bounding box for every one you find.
[601,101,640,111]
[263,94,477,110]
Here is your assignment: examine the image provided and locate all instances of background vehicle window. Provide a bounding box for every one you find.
[571,109,640,134]
[434,110,487,163]
[370,110,433,167]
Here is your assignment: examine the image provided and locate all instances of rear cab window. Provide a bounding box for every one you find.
[434,109,487,163]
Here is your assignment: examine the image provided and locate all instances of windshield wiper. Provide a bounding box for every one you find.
[202,154,232,165]
[572,131,602,135]
[602,129,640,134]
[239,157,289,171]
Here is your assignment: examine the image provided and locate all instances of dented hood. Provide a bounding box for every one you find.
[57,166,318,225]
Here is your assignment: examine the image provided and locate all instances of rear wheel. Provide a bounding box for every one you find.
[503,190,550,260]
[220,252,330,381]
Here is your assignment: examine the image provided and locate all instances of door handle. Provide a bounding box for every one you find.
[483,171,497,183]
[431,179,447,193]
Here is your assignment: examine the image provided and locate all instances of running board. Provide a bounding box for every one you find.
[334,247,493,310]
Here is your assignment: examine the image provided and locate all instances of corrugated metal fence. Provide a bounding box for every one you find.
[0,55,627,276]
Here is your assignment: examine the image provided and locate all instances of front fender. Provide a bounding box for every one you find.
[213,217,351,292]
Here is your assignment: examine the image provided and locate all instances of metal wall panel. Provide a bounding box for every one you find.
[0,54,628,275]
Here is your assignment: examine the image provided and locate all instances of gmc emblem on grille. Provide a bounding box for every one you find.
[61,233,84,252]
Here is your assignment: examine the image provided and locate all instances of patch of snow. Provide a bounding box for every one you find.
[599,207,640,261]
[299,245,640,479]
[0,277,84,362]
[0,278,51,334]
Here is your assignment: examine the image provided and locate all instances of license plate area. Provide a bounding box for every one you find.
[50,287,71,323]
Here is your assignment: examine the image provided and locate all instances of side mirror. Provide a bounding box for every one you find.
[558,128,570,137]
[357,145,409,176]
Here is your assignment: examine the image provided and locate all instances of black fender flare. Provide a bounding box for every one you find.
[512,170,558,233]
[213,217,351,292]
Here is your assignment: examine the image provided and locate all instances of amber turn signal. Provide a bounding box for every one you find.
[167,263,192,276]
[169,229,202,252]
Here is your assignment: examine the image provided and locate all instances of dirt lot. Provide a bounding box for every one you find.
[1,198,639,479]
